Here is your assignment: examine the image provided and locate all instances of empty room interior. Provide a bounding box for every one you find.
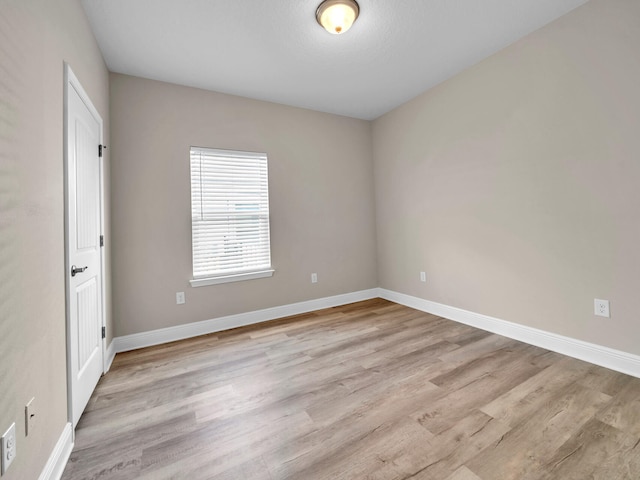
[2,0,640,479]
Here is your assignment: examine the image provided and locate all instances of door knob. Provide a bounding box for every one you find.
[71,265,88,277]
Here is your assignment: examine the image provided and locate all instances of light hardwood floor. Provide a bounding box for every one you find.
[62,299,640,480]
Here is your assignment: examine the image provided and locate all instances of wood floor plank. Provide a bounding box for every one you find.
[577,365,635,397]
[595,378,640,437]
[412,345,546,436]
[61,299,640,480]
[479,356,596,427]
[540,418,640,480]
[400,410,510,479]
[466,383,612,480]
[269,417,433,480]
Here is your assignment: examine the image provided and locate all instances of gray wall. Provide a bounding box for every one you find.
[109,74,377,336]
[0,1,110,479]
[373,0,640,355]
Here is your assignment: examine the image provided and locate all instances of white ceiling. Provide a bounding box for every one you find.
[82,0,588,120]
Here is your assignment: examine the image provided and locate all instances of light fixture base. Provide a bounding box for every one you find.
[316,0,360,35]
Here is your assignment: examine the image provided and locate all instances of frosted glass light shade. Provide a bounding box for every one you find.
[316,0,360,35]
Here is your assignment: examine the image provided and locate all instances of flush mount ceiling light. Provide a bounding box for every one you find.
[316,0,360,35]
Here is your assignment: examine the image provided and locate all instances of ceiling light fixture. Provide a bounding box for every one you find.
[316,0,360,35]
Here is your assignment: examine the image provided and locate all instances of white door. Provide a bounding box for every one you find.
[65,65,105,428]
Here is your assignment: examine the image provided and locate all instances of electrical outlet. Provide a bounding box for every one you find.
[311,273,318,284]
[1,422,16,475]
[176,292,185,305]
[420,271,426,283]
[594,299,610,318]
[25,398,35,436]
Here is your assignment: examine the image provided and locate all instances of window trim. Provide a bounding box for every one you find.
[189,146,274,287]
[189,268,274,287]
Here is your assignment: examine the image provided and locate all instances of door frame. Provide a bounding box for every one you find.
[63,63,107,427]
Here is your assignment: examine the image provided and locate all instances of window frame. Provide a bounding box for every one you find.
[189,146,274,287]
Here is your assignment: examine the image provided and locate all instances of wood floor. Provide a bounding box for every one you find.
[62,299,640,480]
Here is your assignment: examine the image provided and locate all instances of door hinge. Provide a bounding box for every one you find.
[102,326,106,339]
[100,235,104,247]
[98,144,106,158]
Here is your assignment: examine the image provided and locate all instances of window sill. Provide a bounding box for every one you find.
[190,269,275,287]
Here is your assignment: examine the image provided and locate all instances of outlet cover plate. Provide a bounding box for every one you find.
[594,299,610,318]
[1,422,16,475]
[176,292,185,305]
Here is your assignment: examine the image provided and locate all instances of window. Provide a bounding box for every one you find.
[189,147,273,287]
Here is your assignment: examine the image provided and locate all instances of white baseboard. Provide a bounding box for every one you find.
[378,288,640,379]
[104,339,116,372]
[113,289,379,353]
[38,422,73,480]
[110,286,640,378]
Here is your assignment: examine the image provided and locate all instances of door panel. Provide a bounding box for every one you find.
[66,67,104,428]
[75,118,99,250]
[76,278,98,372]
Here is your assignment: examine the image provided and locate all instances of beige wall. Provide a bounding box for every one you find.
[109,74,377,336]
[373,0,640,356]
[0,0,110,479]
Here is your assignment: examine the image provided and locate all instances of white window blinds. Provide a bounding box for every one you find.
[190,147,272,283]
